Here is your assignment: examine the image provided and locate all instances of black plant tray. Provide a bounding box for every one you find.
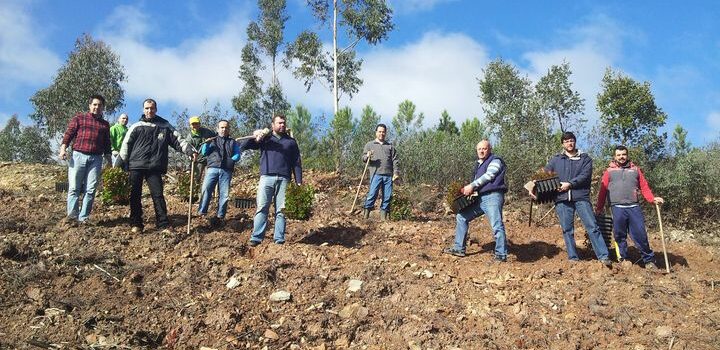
[55,182,69,192]
[595,214,614,250]
[451,193,478,213]
[234,198,256,209]
[533,177,561,204]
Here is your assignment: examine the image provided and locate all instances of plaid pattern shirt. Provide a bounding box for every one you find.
[61,112,111,155]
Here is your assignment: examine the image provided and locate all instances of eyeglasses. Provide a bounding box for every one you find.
[562,139,575,143]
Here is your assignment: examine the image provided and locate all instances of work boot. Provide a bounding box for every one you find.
[380,210,388,221]
[363,208,370,219]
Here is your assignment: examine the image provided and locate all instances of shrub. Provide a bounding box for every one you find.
[648,144,720,229]
[285,183,315,220]
[389,191,412,220]
[396,130,476,186]
[101,167,130,205]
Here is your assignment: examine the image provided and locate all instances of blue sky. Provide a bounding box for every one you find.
[2,0,719,145]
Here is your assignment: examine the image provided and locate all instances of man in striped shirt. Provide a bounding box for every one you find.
[443,140,508,262]
[59,94,112,225]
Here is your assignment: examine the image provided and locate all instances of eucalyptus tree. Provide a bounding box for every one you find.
[30,34,126,136]
[535,62,585,133]
[233,0,291,129]
[284,0,394,115]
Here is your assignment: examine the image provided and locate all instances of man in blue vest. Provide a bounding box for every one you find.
[198,120,242,225]
[443,140,508,262]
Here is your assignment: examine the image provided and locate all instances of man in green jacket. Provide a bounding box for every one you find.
[109,113,128,166]
[186,116,217,194]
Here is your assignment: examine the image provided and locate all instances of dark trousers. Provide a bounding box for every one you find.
[129,169,169,229]
[611,205,655,263]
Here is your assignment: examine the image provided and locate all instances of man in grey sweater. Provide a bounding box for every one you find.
[362,124,399,220]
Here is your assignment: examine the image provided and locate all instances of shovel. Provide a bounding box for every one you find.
[655,203,671,273]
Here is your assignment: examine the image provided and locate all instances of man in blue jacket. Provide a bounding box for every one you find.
[198,120,242,225]
[443,140,508,262]
[243,115,302,246]
[543,132,611,266]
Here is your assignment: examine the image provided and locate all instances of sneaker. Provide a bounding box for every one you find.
[494,255,507,262]
[644,262,658,270]
[274,240,285,245]
[131,226,143,234]
[248,240,261,247]
[442,247,466,257]
[362,208,370,219]
[600,259,612,267]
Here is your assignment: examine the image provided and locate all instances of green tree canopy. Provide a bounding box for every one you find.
[0,115,51,163]
[459,117,489,143]
[392,99,424,140]
[535,62,585,132]
[284,0,393,115]
[327,107,356,172]
[437,110,459,135]
[597,68,667,158]
[286,104,320,167]
[0,116,22,161]
[233,0,291,130]
[30,34,126,136]
[671,124,692,156]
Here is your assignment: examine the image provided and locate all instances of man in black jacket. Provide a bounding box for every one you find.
[119,99,192,233]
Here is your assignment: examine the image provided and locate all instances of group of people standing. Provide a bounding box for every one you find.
[443,131,664,269]
[59,95,663,266]
[59,95,302,246]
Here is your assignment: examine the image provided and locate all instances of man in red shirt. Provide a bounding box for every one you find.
[59,94,112,225]
[595,145,664,269]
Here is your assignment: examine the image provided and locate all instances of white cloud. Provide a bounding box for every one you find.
[337,31,490,126]
[0,1,61,99]
[98,5,251,115]
[706,111,720,137]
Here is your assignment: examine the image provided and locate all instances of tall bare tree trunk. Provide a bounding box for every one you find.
[332,0,339,117]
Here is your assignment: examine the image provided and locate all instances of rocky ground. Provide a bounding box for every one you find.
[0,163,719,349]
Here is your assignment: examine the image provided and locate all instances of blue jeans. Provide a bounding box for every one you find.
[198,167,232,219]
[555,200,610,260]
[364,174,393,211]
[251,175,289,243]
[452,191,508,258]
[612,205,655,263]
[67,151,103,222]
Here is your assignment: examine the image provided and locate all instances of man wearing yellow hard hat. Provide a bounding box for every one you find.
[185,116,217,189]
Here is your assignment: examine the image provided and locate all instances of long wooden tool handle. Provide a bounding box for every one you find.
[655,203,670,273]
[528,200,533,227]
[350,155,372,213]
[187,159,195,236]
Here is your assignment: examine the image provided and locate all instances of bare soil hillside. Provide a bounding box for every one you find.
[0,163,718,349]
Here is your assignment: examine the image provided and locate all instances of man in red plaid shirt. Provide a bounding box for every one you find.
[59,94,112,225]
